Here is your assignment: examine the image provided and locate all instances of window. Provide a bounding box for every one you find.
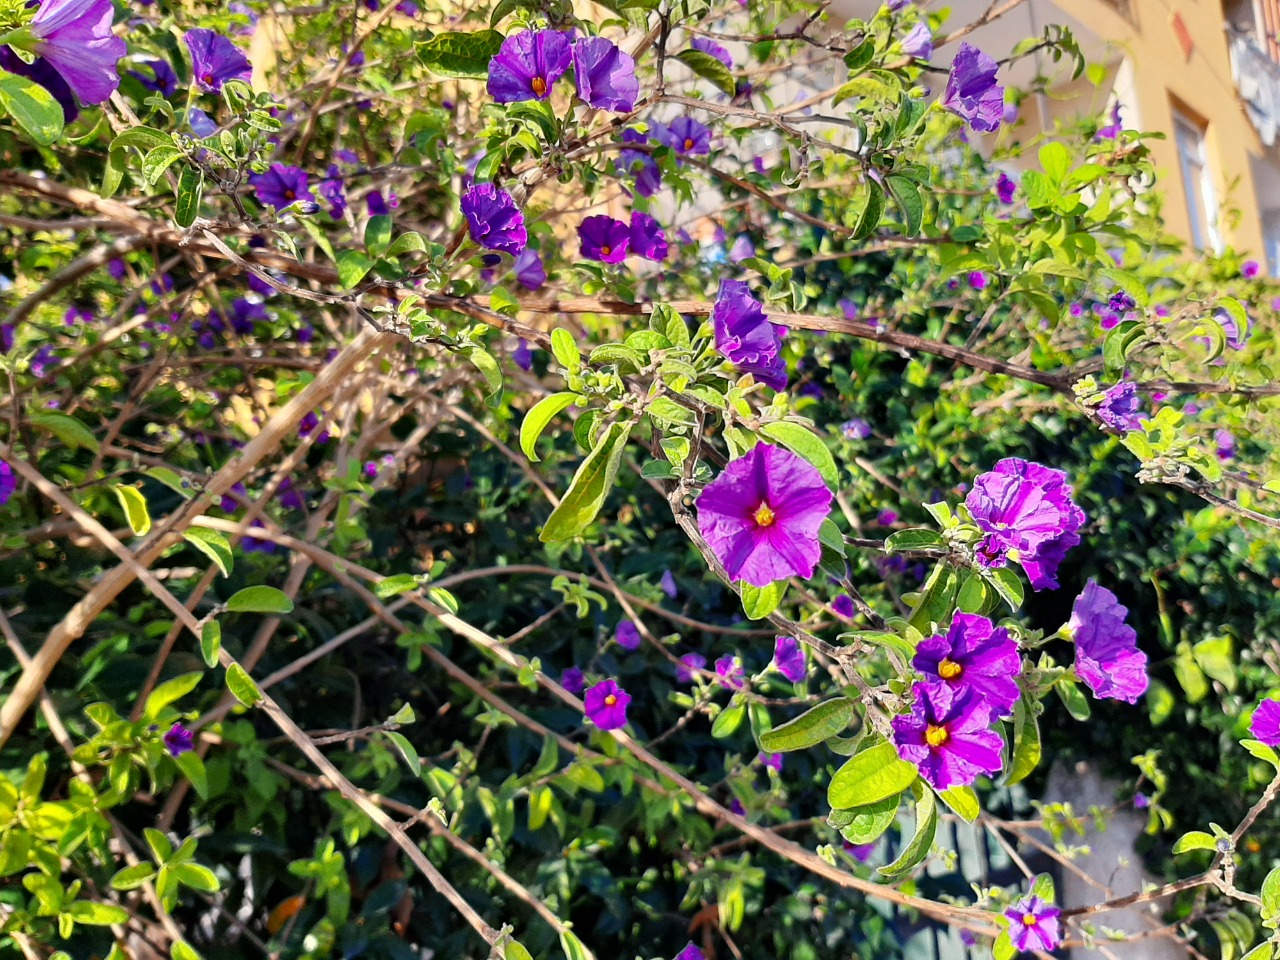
[1172,110,1222,253]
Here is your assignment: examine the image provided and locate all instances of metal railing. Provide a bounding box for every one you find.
[1228,28,1280,146]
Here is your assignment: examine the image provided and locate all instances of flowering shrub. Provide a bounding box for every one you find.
[0,1,1279,959]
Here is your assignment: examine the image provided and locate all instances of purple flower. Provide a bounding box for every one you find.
[1251,699,1280,746]
[728,235,755,263]
[617,128,661,196]
[690,37,733,68]
[712,279,787,390]
[674,944,705,960]
[63,305,93,327]
[942,43,1004,133]
[250,163,313,210]
[758,751,783,773]
[629,211,668,261]
[891,682,1003,791]
[968,271,987,291]
[163,722,195,757]
[22,0,126,106]
[487,29,572,103]
[841,418,872,440]
[656,116,711,155]
[318,165,347,219]
[914,613,1020,717]
[966,458,1085,591]
[887,0,911,9]
[1096,102,1123,141]
[188,107,218,137]
[715,655,746,690]
[0,47,78,122]
[229,297,266,335]
[877,509,899,525]
[185,28,252,93]
[561,666,585,696]
[615,620,642,651]
[660,569,678,598]
[129,58,178,97]
[900,22,933,59]
[0,462,15,506]
[579,215,631,262]
[1068,580,1148,704]
[996,171,1016,204]
[696,443,832,587]
[1005,895,1061,953]
[1134,791,1151,809]
[30,346,58,378]
[773,636,805,682]
[572,37,637,111]
[512,339,534,371]
[1096,382,1143,432]
[1216,308,1251,349]
[1216,429,1236,463]
[676,652,706,683]
[831,595,854,618]
[584,679,630,730]
[843,840,875,861]
[461,183,527,256]
[1243,260,1261,279]
[512,248,545,290]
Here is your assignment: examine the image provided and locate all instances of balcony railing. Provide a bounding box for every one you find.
[1228,28,1280,146]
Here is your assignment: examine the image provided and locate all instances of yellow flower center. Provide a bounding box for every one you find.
[1022,914,1039,927]
[283,189,296,201]
[683,137,695,150]
[601,244,612,256]
[753,503,776,527]
[604,694,617,706]
[532,76,547,96]
[938,658,963,680]
[924,724,949,748]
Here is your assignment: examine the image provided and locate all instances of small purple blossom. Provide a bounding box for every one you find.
[1096,382,1143,432]
[1068,580,1148,704]
[579,215,631,263]
[942,43,1004,133]
[1251,699,1280,746]
[250,164,313,210]
[163,722,195,757]
[674,943,705,960]
[773,636,805,682]
[1215,428,1236,463]
[487,29,572,102]
[629,211,668,261]
[728,235,754,263]
[129,58,178,97]
[841,418,872,440]
[617,128,661,197]
[690,37,733,68]
[1243,260,1261,279]
[900,22,933,59]
[713,279,787,390]
[877,509,899,526]
[461,183,527,256]
[831,595,854,619]
[1005,895,1061,953]
[914,613,1020,717]
[0,462,15,506]
[572,36,638,111]
[843,840,876,861]
[512,248,545,290]
[185,28,252,93]
[318,165,347,219]
[584,679,631,730]
[656,116,711,155]
[513,339,533,371]
[660,569,678,598]
[696,443,832,587]
[758,751,783,773]
[561,666,585,696]
[1096,102,1123,141]
[715,655,746,690]
[615,620,642,651]
[996,171,1017,204]
[188,107,218,137]
[676,652,706,683]
[30,346,58,378]
[891,682,1003,791]
[968,271,988,291]
[966,458,1086,591]
[1134,791,1151,809]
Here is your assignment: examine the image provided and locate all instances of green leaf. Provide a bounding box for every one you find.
[112,484,152,536]
[907,562,959,633]
[986,565,1024,611]
[29,411,99,452]
[1261,866,1280,920]
[956,572,990,614]
[145,827,173,863]
[143,672,203,721]
[0,69,64,145]
[1007,696,1041,786]
[336,249,374,288]
[490,0,538,25]
[226,586,294,615]
[885,175,924,238]
[225,663,262,707]
[68,901,130,925]
[937,784,980,823]
[739,580,784,620]
[1242,738,1280,771]
[142,145,184,186]
[540,421,633,541]
[992,930,1016,960]
[175,751,208,799]
[836,794,898,845]
[183,528,233,577]
[550,328,580,371]
[1193,636,1236,691]
[879,788,937,878]
[171,941,203,960]
[170,862,219,893]
[375,573,421,599]
[852,181,885,241]
[1055,678,1091,720]
[385,731,421,776]
[504,941,534,960]
[1172,830,1217,854]
[386,231,429,257]
[175,166,204,227]
[759,699,853,753]
[759,421,839,489]
[1038,141,1071,184]
[843,38,876,72]
[828,740,918,809]
[415,30,506,78]
[1098,267,1149,308]
[111,863,157,891]
[559,930,590,960]
[884,529,944,551]
[365,214,393,258]
[711,701,746,739]
[647,396,698,429]
[675,49,736,96]
[465,345,503,406]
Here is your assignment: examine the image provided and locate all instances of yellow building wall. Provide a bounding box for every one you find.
[1053,0,1267,255]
